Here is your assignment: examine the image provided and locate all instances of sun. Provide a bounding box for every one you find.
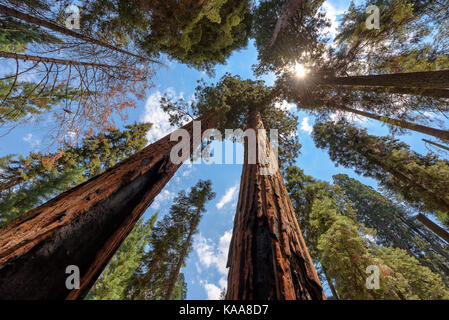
[293,63,307,78]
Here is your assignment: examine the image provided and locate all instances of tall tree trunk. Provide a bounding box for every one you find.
[416,214,449,244]
[225,108,325,300]
[423,139,449,152]
[0,115,216,300]
[397,214,449,262]
[319,70,449,89]
[353,86,449,99]
[0,5,157,63]
[164,216,199,300]
[270,0,303,46]
[335,104,449,141]
[0,51,122,69]
[322,266,339,300]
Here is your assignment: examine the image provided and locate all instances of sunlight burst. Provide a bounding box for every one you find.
[294,63,307,78]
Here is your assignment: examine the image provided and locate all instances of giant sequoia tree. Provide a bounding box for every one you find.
[0,113,217,299]
[162,74,325,299]
[0,122,151,225]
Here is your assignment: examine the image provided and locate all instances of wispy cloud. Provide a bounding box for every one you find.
[23,133,41,149]
[216,183,239,209]
[151,189,174,210]
[195,229,232,276]
[196,229,232,299]
[141,88,186,144]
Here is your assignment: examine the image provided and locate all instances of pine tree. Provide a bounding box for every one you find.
[284,165,449,299]
[0,113,217,299]
[161,74,324,299]
[332,174,449,286]
[86,214,158,300]
[125,180,215,300]
[312,120,449,228]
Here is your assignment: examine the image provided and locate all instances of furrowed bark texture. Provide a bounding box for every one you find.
[225,109,325,300]
[320,70,449,89]
[0,116,216,300]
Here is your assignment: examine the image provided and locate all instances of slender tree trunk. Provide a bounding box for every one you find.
[164,216,199,300]
[0,51,122,69]
[416,214,449,244]
[319,70,449,89]
[0,115,216,300]
[397,214,449,262]
[0,4,158,63]
[353,86,449,99]
[225,108,325,300]
[270,0,303,46]
[336,104,449,141]
[423,139,449,152]
[322,266,339,300]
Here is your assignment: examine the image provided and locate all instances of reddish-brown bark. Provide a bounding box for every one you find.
[225,109,325,300]
[416,214,449,245]
[0,115,216,300]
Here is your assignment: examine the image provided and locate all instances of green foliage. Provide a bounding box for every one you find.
[0,17,60,53]
[0,80,78,124]
[80,0,252,72]
[126,180,215,300]
[285,165,449,300]
[313,120,449,227]
[0,122,151,225]
[86,214,158,300]
[161,74,301,167]
[252,0,329,75]
[333,174,449,285]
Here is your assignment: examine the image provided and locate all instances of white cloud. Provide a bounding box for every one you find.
[216,183,239,209]
[201,281,222,300]
[320,1,345,40]
[151,189,174,210]
[195,229,232,276]
[300,117,313,134]
[23,133,41,149]
[330,110,368,124]
[141,88,185,144]
[275,100,296,112]
[200,276,228,300]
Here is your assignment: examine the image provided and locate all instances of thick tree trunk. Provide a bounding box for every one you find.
[0,51,121,69]
[320,70,449,89]
[225,108,325,300]
[164,216,199,300]
[336,104,449,141]
[416,214,449,244]
[0,115,216,300]
[423,139,449,152]
[0,5,157,63]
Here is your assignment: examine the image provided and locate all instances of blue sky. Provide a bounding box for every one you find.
[0,0,445,299]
